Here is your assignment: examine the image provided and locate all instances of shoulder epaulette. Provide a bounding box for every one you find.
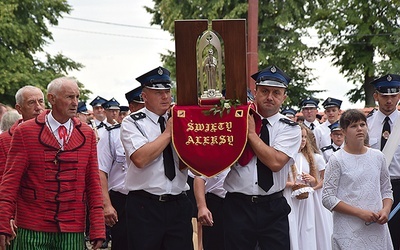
[279,118,298,126]
[130,112,146,121]
[106,123,121,131]
[366,108,377,118]
[321,145,333,152]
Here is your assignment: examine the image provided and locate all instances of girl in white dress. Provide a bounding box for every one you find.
[284,124,319,250]
[322,109,393,250]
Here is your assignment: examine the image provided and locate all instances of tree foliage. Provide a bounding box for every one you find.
[0,0,89,106]
[145,0,321,109]
[147,0,400,108]
[312,0,400,107]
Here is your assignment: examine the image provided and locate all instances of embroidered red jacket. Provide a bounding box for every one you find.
[0,111,105,240]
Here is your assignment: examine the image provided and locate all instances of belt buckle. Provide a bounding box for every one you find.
[158,194,168,202]
[251,196,258,203]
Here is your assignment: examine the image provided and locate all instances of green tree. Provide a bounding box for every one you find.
[0,0,89,106]
[313,1,400,107]
[146,0,322,109]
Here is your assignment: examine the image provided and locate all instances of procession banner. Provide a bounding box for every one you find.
[172,105,249,177]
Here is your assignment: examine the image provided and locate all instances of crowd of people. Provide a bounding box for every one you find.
[0,66,399,250]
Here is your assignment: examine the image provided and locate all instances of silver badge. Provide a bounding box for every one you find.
[387,75,392,82]
[271,66,276,73]
[158,67,163,75]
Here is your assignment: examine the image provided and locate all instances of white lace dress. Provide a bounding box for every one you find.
[322,148,393,250]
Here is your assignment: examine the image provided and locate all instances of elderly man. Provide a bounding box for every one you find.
[0,86,45,181]
[0,77,105,250]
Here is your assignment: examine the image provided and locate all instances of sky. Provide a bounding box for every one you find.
[44,0,364,110]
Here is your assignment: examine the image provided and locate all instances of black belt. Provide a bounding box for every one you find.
[129,190,187,202]
[228,190,283,203]
[109,190,128,197]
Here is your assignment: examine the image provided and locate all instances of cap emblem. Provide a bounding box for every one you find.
[158,68,163,75]
[387,75,392,82]
[271,66,276,73]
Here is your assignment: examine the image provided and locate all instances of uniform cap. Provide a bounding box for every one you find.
[322,97,342,109]
[119,106,129,112]
[281,106,297,118]
[89,96,107,107]
[300,97,319,109]
[370,74,400,95]
[77,102,89,115]
[328,121,341,132]
[102,98,120,110]
[251,65,291,88]
[125,86,144,104]
[136,66,171,90]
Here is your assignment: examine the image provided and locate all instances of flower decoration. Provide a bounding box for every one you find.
[202,98,241,117]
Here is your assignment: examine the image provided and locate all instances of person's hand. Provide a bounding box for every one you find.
[91,239,104,250]
[301,172,316,186]
[104,204,118,228]
[248,114,256,136]
[165,116,173,136]
[0,235,12,250]
[198,207,214,227]
[376,208,390,225]
[10,219,17,240]
[358,209,379,224]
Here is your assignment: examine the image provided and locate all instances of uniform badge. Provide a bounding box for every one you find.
[382,131,390,140]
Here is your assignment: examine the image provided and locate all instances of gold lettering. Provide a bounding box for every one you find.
[219,135,226,145]
[194,123,205,132]
[225,122,233,132]
[203,136,210,145]
[195,136,202,145]
[210,136,218,145]
[187,120,194,132]
[227,135,234,146]
[186,136,195,145]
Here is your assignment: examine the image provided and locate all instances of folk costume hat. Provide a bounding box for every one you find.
[370,74,400,95]
[322,97,342,109]
[251,65,291,88]
[125,86,144,104]
[102,98,120,110]
[136,66,172,90]
[89,96,107,107]
[300,97,319,109]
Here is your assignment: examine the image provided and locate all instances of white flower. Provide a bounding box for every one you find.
[223,102,231,109]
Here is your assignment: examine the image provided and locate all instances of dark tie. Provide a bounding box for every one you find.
[58,125,67,145]
[158,116,176,181]
[381,116,391,150]
[257,119,274,192]
[310,123,315,130]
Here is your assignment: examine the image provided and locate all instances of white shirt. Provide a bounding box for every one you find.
[224,112,302,195]
[199,168,229,198]
[120,107,189,195]
[314,120,333,149]
[97,125,128,194]
[367,109,400,178]
[46,111,73,149]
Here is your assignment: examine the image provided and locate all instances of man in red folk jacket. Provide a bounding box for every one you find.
[0,77,105,250]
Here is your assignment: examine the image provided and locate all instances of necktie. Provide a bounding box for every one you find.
[257,119,274,192]
[58,125,67,145]
[158,116,176,181]
[310,123,315,130]
[381,116,391,150]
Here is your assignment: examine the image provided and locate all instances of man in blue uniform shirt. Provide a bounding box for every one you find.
[120,66,193,250]
[367,74,400,249]
[223,65,301,250]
